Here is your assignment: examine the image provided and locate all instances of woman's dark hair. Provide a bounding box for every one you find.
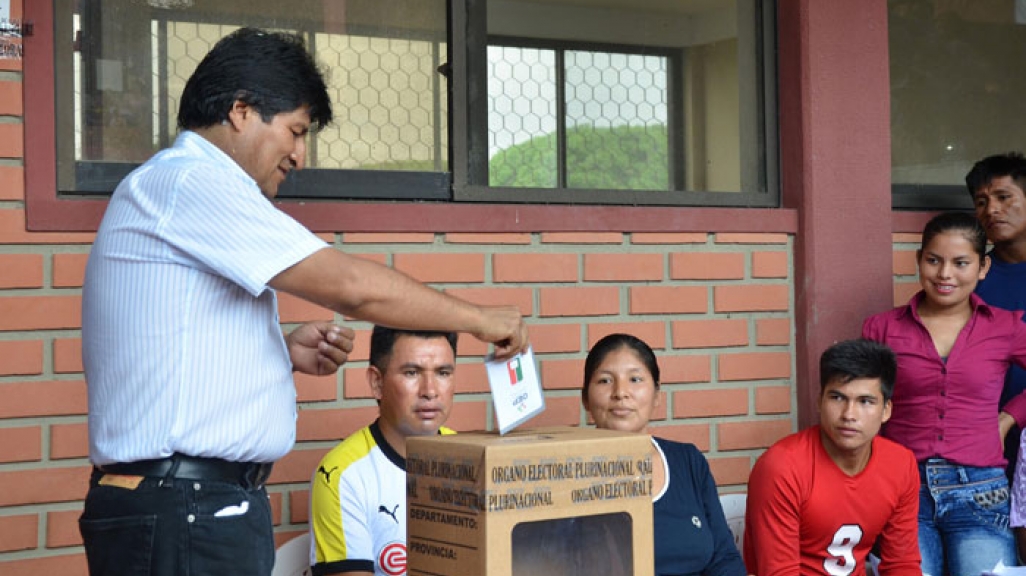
[820,339,896,402]
[920,211,987,260]
[178,28,332,131]
[582,333,660,397]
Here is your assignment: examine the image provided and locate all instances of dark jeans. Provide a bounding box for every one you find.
[79,468,275,576]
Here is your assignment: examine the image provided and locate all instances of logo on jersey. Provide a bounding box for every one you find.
[379,541,407,576]
[379,503,400,524]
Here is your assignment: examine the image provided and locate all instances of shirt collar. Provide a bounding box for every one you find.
[905,290,992,319]
[175,130,255,187]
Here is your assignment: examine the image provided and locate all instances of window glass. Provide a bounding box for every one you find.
[890,0,1026,207]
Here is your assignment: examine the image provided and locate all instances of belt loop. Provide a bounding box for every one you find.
[957,465,969,484]
[162,453,183,487]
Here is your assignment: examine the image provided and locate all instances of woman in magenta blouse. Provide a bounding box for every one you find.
[863,211,1026,576]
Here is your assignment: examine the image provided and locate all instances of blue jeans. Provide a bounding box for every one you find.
[79,468,275,576]
[918,459,1017,576]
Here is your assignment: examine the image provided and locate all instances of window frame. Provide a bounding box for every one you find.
[24,0,790,233]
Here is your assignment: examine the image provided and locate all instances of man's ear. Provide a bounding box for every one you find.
[881,399,892,424]
[368,366,384,401]
[225,99,252,130]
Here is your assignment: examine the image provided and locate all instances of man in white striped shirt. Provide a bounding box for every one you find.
[79,28,527,576]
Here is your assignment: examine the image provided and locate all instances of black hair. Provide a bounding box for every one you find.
[819,339,896,402]
[369,326,458,373]
[177,27,332,131]
[582,333,660,397]
[920,211,987,261]
[965,152,1026,199]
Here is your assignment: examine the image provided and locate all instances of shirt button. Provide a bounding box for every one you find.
[938,435,944,440]
[940,390,946,397]
[187,514,196,523]
[939,413,945,419]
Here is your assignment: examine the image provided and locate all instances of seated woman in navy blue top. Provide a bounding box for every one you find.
[581,333,747,576]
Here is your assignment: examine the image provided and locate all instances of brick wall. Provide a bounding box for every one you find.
[0,7,798,573]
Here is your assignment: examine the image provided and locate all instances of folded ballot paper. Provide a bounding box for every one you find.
[485,347,545,434]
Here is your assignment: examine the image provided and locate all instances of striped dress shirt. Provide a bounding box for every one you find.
[82,131,328,465]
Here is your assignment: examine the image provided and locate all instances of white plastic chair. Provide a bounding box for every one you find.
[718,492,747,552]
[271,533,312,576]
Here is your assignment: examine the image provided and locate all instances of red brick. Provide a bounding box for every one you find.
[393,253,485,283]
[713,285,789,312]
[342,233,434,244]
[892,233,920,243]
[47,509,84,548]
[660,355,712,384]
[0,339,43,375]
[631,233,707,244]
[492,253,578,283]
[718,419,792,450]
[270,447,330,485]
[454,363,489,394]
[52,253,90,288]
[893,282,918,306]
[649,423,710,451]
[0,466,90,506]
[893,250,918,275]
[519,396,581,427]
[0,84,22,118]
[290,490,310,524]
[275,529,308,548]
[447,400,489,432]
[51,422,89,460]
[629,285,707,315]
[0,514,37,553]
[755,385,793,414]
[718,352,791,382]
[294,372,338,403]
[0,296,82,331]
[0,554,88,576]
[0,426,41,463]
[278,293,334,323]
[347,329,372,362]
[0,165,24,200]
[755,318,791,346]
[297,406,380,442]
[456,335,490,358]
[672,319,748,349]
[444,233,531,244]
[586,322,666,349]
[752,251,788,278]
[670,253,744,280]
[343,367,373,399]
[443,287,533,315]
[583,253,663,282]
[526,324,581,354]
[714,233,788,244]
[52,338,81,374]
[539,287,619,317]
[708,456,752,487]
[269,491,283,525]
[0,380,87,418]
[0,123,23,158]
[0,210,96,244]
[673,388,749,418]
[0,253,42,288]
[539,358,586,390]
[540,232,623,244]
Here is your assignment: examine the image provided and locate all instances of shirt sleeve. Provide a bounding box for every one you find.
[689,447,748,576]
[875,451,922,576]
[311,458,375,575]
[1003,311,1026,426]
[743,448,803,576]
[161,163,327,296]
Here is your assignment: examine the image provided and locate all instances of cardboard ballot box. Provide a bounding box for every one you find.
[406,426,654,576]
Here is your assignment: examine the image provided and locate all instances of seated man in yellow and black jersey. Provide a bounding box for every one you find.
[310,326,458,576]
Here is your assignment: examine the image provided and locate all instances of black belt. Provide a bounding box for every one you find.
[98,453,273,488]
